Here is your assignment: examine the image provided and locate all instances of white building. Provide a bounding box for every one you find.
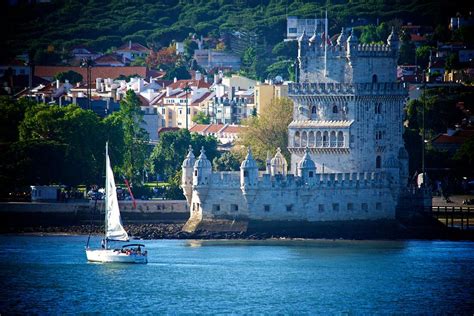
[181,28,431,234]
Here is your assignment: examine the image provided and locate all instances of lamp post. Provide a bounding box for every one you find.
[80,57,94,110]
[183,83,191,129]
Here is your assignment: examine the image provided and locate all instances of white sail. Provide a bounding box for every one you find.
[105,143,129,241]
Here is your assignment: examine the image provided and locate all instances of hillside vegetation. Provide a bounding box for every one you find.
[1,0,469,60]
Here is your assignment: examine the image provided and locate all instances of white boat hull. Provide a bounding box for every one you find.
[86,249,148,264]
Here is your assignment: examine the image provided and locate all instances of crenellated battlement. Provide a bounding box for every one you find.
[195,170,387,191]
[288,82,407,96]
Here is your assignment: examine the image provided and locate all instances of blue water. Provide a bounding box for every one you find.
[0,236,473,314]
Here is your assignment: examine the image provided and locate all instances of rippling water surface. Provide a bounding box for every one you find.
[0,236,473,314]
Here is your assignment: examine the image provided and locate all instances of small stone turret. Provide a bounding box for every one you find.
[309,30,318,46]
[265,151,271,174]
[193,147,212,186]
[336,28,346,48]
[387,27,399,55]
[298,147,316,183]
[240,147,258,188]
[271,148,288,176]
[298,29,309,59]
[347,28,358,57]
[181,145,195,203]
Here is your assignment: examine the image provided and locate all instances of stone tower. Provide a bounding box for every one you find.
[289,27,408,193]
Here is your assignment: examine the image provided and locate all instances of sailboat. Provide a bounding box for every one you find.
[85,142,148,264]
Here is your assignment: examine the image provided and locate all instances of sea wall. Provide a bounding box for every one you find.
[0,200,188,227]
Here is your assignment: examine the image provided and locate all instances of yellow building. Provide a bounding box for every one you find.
[254,83,288,115]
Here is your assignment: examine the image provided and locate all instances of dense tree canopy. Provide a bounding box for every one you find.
[149,129,219,180]
[238,97,293,163]
[116,90,150,187]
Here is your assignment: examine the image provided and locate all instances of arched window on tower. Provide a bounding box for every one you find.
[294,131,301,147]
[302,131,308,147]
[323,131,329,147]
[332,104,338,113]
[375,102,382,114]
[308,131,315,147]
[372,74,378,83]
[316,131,322,147]
[311,106,317,114]
[376,156,382,169]
[337,131,344,147]
[330,131,336,147]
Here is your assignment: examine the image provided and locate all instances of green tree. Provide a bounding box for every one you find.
[213,151,241,171]
[192,111,210,124]
[54,70,83,84]
[445,53,460,71]
[149,129,219,181]
[0,97,34,143]
[238,97,293,162]
[454,136,474,178]
[18,103,106,185]
[116,90,149,186]
[415,46,434,69]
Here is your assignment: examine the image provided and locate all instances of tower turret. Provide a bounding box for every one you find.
[193,147,212,186]
[297,147,316,183]
[309,29,319,47]
[265,151,271,174]
[270,148,288,176]
[347,28,358,57]
[240,147,258,188]
[298,29,309,60]
[336,27,347,48]
[181,145,195,203]
[387,27,399,55]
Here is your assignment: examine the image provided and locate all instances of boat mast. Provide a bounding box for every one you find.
[104,141,109,250]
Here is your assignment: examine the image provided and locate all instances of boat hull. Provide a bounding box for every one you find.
[85,249,148,264]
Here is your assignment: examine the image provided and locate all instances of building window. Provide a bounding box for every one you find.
[332,105,338,113]
[212,204,220,212]
[286,204,293,212]
[311,106,317,114]
[194,170,197,176]
[376,202,382,210]
[347,203,354,211]
[332,203,339,211]
[294,131,301,147]
[309,171,314,178]
[318,204,325,212]
[264,205,270,212]
[243,170,248,177]
[308,131,315,147]
[372,74,378,83]
[362,203,368,212]
[323,131,329,147]
[376,156,382,169]
[231,204,238,212]
[330,131,336,147]
[301,131,308,147]
[337,131,344,147]
[375,103,382,114]
[289,27,297,33]
[316,131,322,147]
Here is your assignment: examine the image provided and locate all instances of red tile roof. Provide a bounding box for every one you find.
[206,124,225,133]
[410,34,427,42]
[94,54,128,65]
[117,42,150,53]
[222,125,244,134]
[432,129,474,144]
[35,66,150,82]
[189,124,208,133]
[168,79,211,90]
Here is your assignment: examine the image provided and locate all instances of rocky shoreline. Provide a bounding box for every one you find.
[2,222,474,240]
